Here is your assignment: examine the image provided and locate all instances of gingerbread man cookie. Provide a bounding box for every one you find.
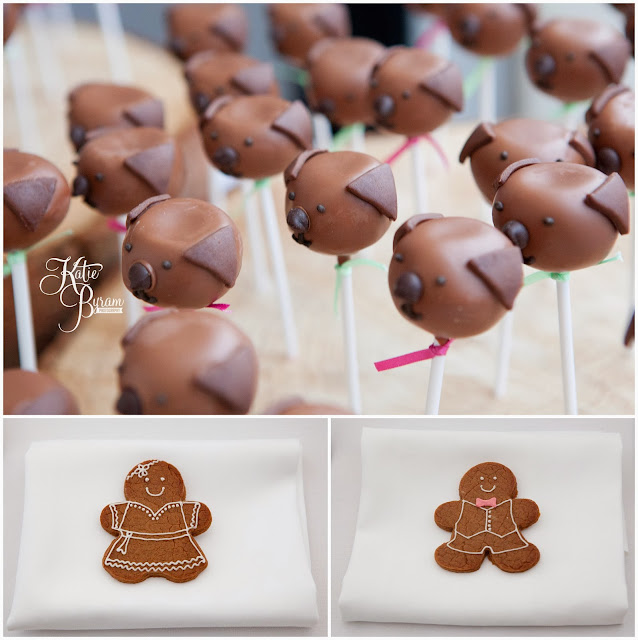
[434,462,540,573]
[101,460,212,583]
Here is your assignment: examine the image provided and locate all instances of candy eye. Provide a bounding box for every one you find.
[145,478,149,482]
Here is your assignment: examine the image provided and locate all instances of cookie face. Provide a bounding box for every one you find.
[4,149,71,251]
[446,3,536,57]
[434,462,540,573]
[305,37,386,126]
[167,3,247,60]
[3,369,80,415]
[369,47,463,137]
[525,19,631,102]
[460,118,595,203]
[269,3,351,67]
[283,149,397,256]
[389,216,523,339]
[116,309,259,415]
[68,83,164,150]
[200,95,313,180]
[122,195,242,308]
[493,160,630,272]
[184,51,279,115]
[72,127,185,216]
[586,84,635,190]
[101,459,212,583]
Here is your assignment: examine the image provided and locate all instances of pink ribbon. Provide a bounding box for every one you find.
[382,134,449,170]
[143,303,231,313]
[415,18,448,50]
[107,219,127,233]
[476,497,497,508]
[374,339,452,372]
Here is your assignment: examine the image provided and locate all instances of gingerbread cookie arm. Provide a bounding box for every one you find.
[192,502,212,536]
[100,504,118,536]
[512,498,540,529]
[434,500,462,531]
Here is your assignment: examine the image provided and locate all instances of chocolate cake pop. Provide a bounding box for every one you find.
[4,149,71,250]
[116,309,258,415]
[368,47,463,137]
[122,195,242,307]
[68,83,164,150]
[283,149,397,256]
[184,51,279,115]
[4,369,80,414]
[268,3,351,67]
[445,3,536,56]
[200,95,313,180]
[72,127,185,216]
[525,19,631,102]
[305,37,386,126]
[389,215,523,339]
[493,159,630,272]
[586,84,635,190]
[167,3,247,60]
[459,119,595,203]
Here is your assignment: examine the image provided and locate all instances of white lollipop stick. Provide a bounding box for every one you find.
[349,124,366,153]
[479,59,497,123]
[556,278,578,414]
[8,252,38,371]
[313,113,333,149]
[118,214,143,327]
[26,6,65,102]
[241,180,269,294]
[47,3,77,40]
[95,4,132,83]
[493,311,514,398]
[411,139,428,212]
[207,166,228,211]
[258,183,299,358]
[338,260,362,414]
[425,339,446,415]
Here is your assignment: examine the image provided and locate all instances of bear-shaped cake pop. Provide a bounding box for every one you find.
[68,83,164,150]
[167,3,247,60]
[4,149,71,251]
[586,84,635,190]
[101,459,212,583]
[184,51,279,115]
[492,159,630,272]
[459,119,595,203]
[368,47,464,137]
[434,462,540,573]
[121,195,242,308]
[116,309,258,415]
[3,369,80,415]
[283,149,397,256]
[389,215,523,339]
[72,127,185,216]
[525,18,631,102]
[200,95,313,180]
[445,3,536,57]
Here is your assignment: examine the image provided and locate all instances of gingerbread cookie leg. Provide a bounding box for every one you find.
[489,543,540,573]
[434,543,485,573]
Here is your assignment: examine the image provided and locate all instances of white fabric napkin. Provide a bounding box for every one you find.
[8,439,318,631]
[339,428,628,626]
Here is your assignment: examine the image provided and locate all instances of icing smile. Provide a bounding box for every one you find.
[480,484,496,492]
[145,486,165,497]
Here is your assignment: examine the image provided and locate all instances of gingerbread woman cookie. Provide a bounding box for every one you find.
[434,462,540,573]
[101,460,212,583]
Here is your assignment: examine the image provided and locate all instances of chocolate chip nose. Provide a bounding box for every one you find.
[116,387,143,414]
[317,98,335,115]
[459,14,481,38]
[393,272,423,303]
[374,94,395,119]
[213,145,239,171]
[70,125,86,150]
[194,92,210,114]
[596,147,621,175]
[501,220,529,250]
[534,54,556,78]
[287,207,310,232]
[72,174,89,197]
[128,262,153,291]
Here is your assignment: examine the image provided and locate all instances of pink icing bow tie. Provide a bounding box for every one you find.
[476,497,497,508]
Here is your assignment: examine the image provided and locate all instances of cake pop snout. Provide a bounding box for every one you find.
[212,146,240,172]
[128,261,156,301]
[392,271,424,320]
[116,387,143,415]
[286,207,311,243]
[374,94,395,120]
[533,53,557,81]
[500,220,530,250]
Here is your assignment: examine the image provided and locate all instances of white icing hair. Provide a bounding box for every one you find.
[126,460,160,480]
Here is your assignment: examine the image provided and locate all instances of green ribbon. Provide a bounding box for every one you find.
[523,252,623,287]
[552,99,587,121]
[331,123,365,151]
[3,229,74,278]
[334,257,388,313]
[463,58,494,100]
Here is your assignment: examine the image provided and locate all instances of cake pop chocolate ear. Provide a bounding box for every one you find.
[193,344,255,413]
[123,98,164,129]
[468,246,523,310]
[122,309,177,346]
[183,225,240,286]
[419,63,464,112]
[211,12,245,50]
[568,130,595,166]
[494,157,541,189]
[459,122,496,163]
[584,173,630,234]
[346,164,397,221]
[306,37,335,66]
[231,63,275,95]
[127,194,171,226]
[4,177,57,231]
[201,95,233,124]
[589,41,630,83]
[518,4,538,31]
[124,142,176,193]
[314,7,346,36]
[284,149,327,183]
[272,100,313,149]
[586,84,628,121]
[392,214,443,250]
